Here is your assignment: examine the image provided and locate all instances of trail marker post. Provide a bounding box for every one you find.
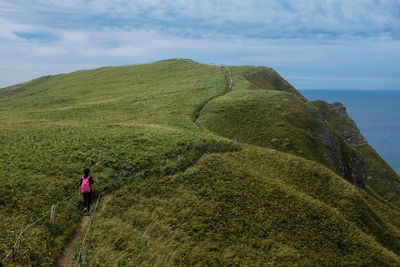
[82,248,86,264]
[50,205,56,224]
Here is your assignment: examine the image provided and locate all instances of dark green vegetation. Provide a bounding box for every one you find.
[1,59,399,265]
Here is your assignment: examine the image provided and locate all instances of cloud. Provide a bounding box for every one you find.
[3,0,400,39]
[0,0,399,89]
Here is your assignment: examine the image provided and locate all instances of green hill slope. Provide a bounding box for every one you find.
[85,147,400,266]
[198,66,368,187]
[0,59,399,265]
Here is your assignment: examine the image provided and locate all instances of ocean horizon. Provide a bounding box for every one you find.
[300,89,400,173]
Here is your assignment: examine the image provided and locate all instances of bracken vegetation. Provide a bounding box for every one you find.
[0,59,399,266]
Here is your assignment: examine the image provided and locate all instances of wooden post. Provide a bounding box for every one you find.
[82,248,86,264]
[50,204,56,223]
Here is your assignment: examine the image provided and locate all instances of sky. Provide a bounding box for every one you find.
[0,0,400,90]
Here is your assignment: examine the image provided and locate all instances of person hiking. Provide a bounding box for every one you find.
[79,168,94,216]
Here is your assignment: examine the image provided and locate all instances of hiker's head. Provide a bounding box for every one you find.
[83,168,90,176]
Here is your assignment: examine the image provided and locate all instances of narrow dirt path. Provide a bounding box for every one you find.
[57,215,90,267]
[55,63,233,267]
[193,65,233,123]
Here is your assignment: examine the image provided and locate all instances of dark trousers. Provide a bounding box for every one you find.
[83,192,92,212]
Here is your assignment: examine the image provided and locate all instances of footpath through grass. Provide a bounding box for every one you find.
[0,60,238,265]
[1,59,399,265]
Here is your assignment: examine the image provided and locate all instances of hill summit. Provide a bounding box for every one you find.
[1,59,400,265]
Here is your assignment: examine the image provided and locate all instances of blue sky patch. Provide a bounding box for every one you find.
[14,31,58,43]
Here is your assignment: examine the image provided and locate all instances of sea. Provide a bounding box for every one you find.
[299,90,400,173]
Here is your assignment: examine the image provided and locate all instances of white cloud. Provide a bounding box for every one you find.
[0,0,399,89]
[3,0,400,38]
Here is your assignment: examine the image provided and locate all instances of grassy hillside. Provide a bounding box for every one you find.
[84,147,400,266]
[0,60,238,265]
[198,66,368,187]
[1,59,399,265]
[245,66,302,97]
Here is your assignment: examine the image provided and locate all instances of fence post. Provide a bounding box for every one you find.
[50,204,56,223]
[82,248,86,264]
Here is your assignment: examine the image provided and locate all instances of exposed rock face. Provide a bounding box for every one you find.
[326,102,347,116]
[349,150,368,188]
[317,113,367,188]
[319,122,345,177]
[394,181,400,191]
[326,102,367,145]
